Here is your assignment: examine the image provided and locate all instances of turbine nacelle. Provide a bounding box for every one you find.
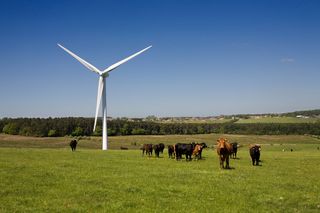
[100,72,109,78]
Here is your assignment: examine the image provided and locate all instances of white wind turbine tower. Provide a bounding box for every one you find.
[58,44,152,150]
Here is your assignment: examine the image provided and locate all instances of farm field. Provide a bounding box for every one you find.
[235,116,320,124]
[156,116,320,124]
[1,133,320,150]
[0,134,320,212]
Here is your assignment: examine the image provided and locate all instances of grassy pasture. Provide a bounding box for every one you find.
[1,134,320,212]
[1,133,319,150]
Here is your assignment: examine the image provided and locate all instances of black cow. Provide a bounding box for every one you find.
[230,142,238,159]
[153,143,165,157]
[159,143,165,153]
[153,144,161,157]
[249,145,261,166]
[70,139,78,151]
[141,144,153,156]
[174,143,195,161]
[168,145,175,158]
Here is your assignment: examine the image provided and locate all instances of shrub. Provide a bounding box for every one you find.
[3,123,19,135]
[71,127,84,136]
[48,129,58,137]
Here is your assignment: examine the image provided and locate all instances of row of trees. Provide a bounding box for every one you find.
[0,117,320,137]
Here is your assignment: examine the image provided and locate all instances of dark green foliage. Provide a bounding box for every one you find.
[47,129,57,137]
[131,128,146,135]
[19,126,33,136]
[71,127,84,136]
[2,123,19,135]
[0,117,319,137]
[92,126,102,136]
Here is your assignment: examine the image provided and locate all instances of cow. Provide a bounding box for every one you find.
[70,139,78,151]
[141,144,153,156]
[159,143,165,154]
[192,144,204,160]
[216,138,233,169]
[200,142,208,148]
[153,144,161,157]
[249,144,261,166]
[168,145,175,159]
[197,142,207,159]
[174,143,195,161]
[230,142,238,159]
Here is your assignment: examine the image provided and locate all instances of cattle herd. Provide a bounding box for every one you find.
[140,138,261,169]
[69,137,262,169]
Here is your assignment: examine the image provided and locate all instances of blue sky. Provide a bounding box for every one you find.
[0,0,319,118]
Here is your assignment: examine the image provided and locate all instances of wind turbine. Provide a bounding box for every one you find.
[58,44,152,150]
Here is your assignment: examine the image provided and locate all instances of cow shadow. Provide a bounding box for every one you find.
[231,157,240,160]
[223,167,235,170]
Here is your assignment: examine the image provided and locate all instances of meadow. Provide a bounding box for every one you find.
[0,134,320,212]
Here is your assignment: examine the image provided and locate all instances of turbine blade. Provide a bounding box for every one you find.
[93,77,104,131]
[102,45,152,74]
[58,43,101,74]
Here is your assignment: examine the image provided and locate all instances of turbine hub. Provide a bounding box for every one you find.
[101,72,109,78]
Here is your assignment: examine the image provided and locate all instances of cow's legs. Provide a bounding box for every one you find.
[220,155,224,168]
[226,156,230,169]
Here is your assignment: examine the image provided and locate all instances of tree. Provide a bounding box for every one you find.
[92,126,102,136]
[48,129,58,137]
[19,127,33,136]
[71,127,84,136]
[120,123,130,135]
[145,115,158,122]
[3,123,19,135]
[132,128,146,135]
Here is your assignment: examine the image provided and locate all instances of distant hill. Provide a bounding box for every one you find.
[280,109,320,117]
[225,109,320,118]
[141,109,320,124]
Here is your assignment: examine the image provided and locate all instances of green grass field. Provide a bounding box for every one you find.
[1,134,320,212]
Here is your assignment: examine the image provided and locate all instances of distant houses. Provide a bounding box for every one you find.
[296,115,309,119]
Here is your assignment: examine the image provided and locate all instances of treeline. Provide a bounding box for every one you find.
[0,117,320,137]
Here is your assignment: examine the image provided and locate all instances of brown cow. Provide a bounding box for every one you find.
[141,144,153,156]
[216,138,233,169]
[168,145,175,159]
[192,144,204,160]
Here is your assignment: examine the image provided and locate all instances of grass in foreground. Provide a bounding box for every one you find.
[1,145,320,212]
